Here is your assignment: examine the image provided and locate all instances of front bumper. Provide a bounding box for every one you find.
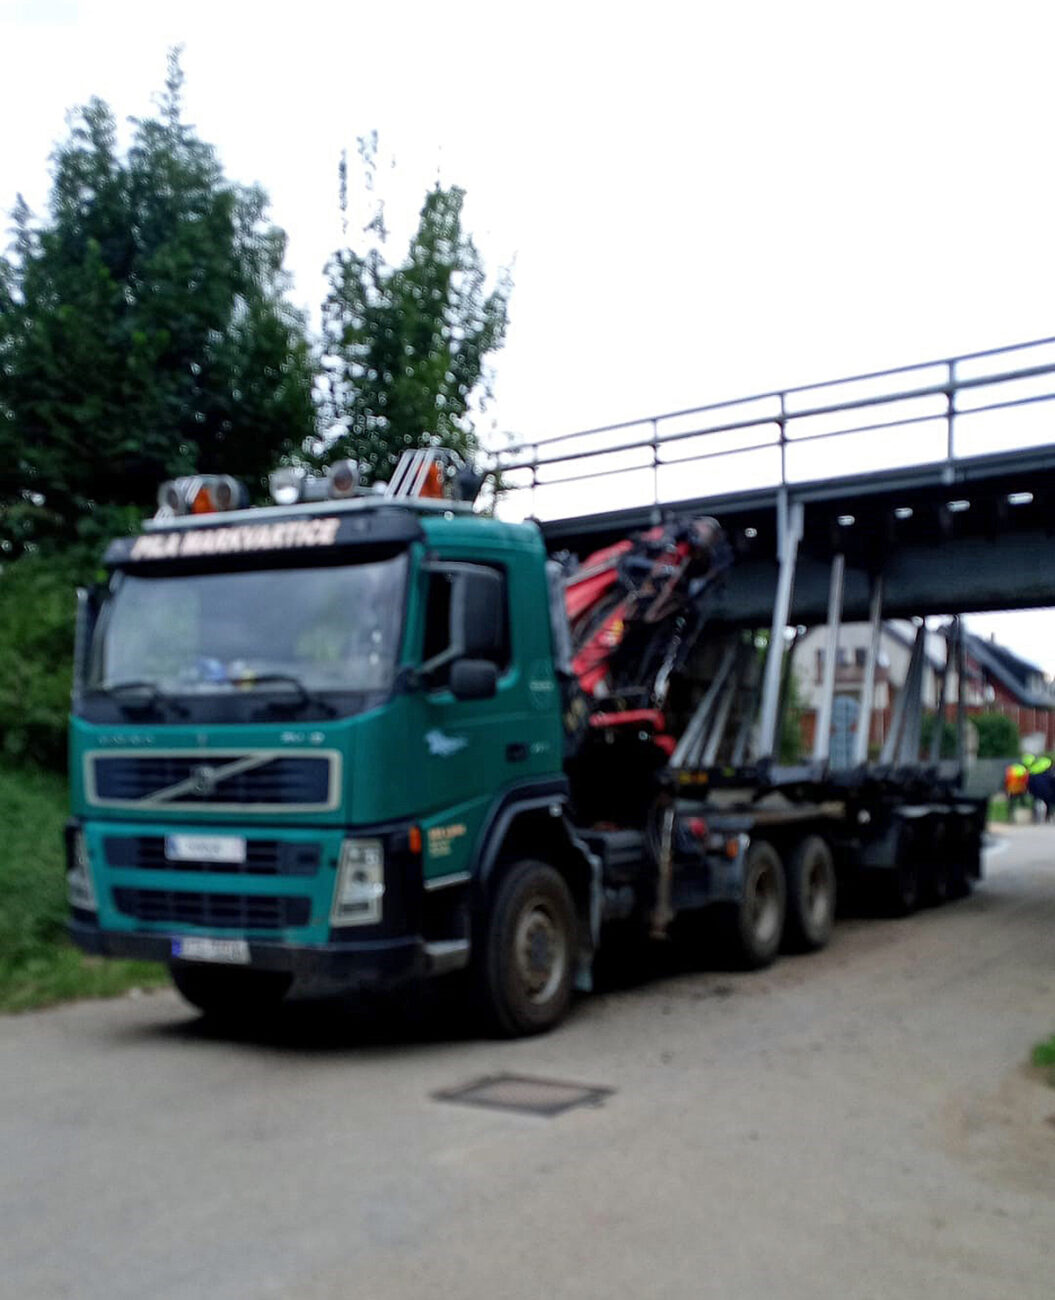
[68,916,428,987]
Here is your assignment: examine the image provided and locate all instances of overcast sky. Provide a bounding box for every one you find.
[3,0,1055,669]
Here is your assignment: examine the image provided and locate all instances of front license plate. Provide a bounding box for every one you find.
[171,936,250,964]
[165,835,246,864]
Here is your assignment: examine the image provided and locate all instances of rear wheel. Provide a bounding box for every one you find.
[947,817,976,899]
[169,964,292,1020]
[923,819,951,906]
[885,819,921,917]
[728,840,786,969]
[888,858,920,916]
[476,860,576,1037]
[784,835,836,952]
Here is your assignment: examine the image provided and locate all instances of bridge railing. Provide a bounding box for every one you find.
[487,337,1055,522]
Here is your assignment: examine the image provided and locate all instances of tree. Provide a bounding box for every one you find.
[0,51,315,556]
[320,142,511,484]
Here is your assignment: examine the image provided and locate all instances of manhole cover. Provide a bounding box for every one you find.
[433,1073,613,1117]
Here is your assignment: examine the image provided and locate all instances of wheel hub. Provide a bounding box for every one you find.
[514,900,567,1004]
[749,868,781,945]
[806,860,831,928]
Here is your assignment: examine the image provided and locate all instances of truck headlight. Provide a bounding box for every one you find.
[330,838,384,925]
[68,830,98,913]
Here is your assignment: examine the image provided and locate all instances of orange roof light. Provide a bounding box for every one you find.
[191,485,216,514]
[156,475,248,518]
[420,462,445,499]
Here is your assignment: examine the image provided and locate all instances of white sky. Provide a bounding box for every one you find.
[3,0,1055,669]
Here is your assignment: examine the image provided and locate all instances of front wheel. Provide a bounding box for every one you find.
[169,963,292,1020]
[476,860,576,1037]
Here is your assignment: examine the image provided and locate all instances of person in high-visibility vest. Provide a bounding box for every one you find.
[1026,753,1055,822]
[1005,759,1029,812]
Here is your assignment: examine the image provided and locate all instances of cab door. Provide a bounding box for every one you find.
[412,557,554,881]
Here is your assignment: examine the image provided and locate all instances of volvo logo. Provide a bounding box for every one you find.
[189,765,219,797]
[135,752,280,805]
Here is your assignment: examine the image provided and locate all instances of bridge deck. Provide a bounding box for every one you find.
[491,338,1055,624]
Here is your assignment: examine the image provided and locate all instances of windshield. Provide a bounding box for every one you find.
[88,556,407,699]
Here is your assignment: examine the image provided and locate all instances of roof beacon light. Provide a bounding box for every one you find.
[269,466,306,506]
[158,481,185,515]
[156,475,248,518]
[327,459,360,499]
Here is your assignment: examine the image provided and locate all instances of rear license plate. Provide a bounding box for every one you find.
[171,937,250,964]
[165,835,246,864]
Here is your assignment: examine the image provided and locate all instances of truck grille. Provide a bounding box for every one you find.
[89,751,338,810]
[104,836,321,877]
[112,888,311,930]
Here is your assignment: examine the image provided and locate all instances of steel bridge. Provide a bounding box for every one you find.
[490,337,1055,625]
[490,337,1055,767]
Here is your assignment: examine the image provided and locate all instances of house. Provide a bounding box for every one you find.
[792,621,1053,760]
[960,631,1055,749]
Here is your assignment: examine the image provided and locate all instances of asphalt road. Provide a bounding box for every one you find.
[2,829,1054,1299]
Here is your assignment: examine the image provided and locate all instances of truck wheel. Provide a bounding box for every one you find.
[477,860,576,1037]
[729,840,786,969]
[924,821,951,906]
[169,964,292,1020]
[888,859,919,916]
[784,835,836,952]
[885,819,920,917]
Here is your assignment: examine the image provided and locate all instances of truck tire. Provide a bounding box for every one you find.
[476,860,576,1037]
[885,819,920,917]
[923,819,951,906]
[888,858,920,916]
[728,840,786,969]
[169,964,292,1020]
[784,835,836,952]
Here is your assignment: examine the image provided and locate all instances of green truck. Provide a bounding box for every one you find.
[67,450,984,1035]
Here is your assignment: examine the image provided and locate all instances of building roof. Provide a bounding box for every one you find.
[963,631,1051,709]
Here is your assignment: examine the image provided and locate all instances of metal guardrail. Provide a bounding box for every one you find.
[488,337,1055,520]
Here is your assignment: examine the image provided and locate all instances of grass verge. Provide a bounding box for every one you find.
[1032,1034,1055,1080]
[0,762,166,1012]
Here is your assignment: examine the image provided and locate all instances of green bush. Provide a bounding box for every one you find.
[0,762,164,1010]
[920,713,958,759]
[971,712,1021,759]
[0,550,98,771]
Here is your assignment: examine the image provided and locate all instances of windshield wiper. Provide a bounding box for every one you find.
[232,673,337,717]
[93,680,189,717]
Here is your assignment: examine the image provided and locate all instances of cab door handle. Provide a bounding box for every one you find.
[506,742,529,763]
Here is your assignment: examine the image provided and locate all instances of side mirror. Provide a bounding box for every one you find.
[450,659,498,701]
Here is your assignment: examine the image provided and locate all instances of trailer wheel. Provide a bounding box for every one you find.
[945,816,977,899]
[924,820,951,905]
[784,835,836,952]
[884,820,921,917]
[729,840,786,969]
[476,860,576,1037]
[169,964,292,1020]
[889,858,920,916]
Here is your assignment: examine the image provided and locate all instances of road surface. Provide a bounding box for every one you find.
[2,828,1054,1299]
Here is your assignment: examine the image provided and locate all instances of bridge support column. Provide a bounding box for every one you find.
[812,554,846,768]
[759,492,803,760]
[854,577,885,768]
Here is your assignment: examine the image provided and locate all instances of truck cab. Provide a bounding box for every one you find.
[68,468,597,1035]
